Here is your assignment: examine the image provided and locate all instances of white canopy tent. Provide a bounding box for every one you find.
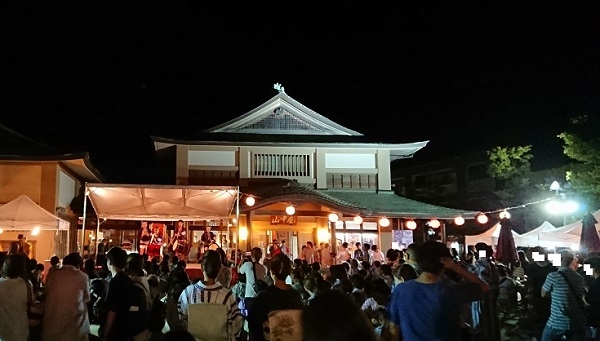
[512,221,556,247]
[84,184,240,260]
[0,195,70,260]
[0,195,69,231]
[536,210,600,248]
[465,223,521,247]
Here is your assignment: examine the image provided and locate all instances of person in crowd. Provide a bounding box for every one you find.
[10,234,32,258]
[513,250,529,280]
[97,246,138,341]
[0,254,29,341]
[388,241,490,341]
[584,257,600,332]
[526,246,558,340]
[385,248,400,268]
[291,268,309,303]
[541,250,587,340]
[248,253,304,341]
[239,247,268,309]
[303,289,376,341]
[178,250,242,341]
[370,245,385,265]
[83,258,99,280]
[42,252,90,341]
[469,242,501,341]
[338,242,351,263]
[126,252,153,338]
[354,242,363,260]
[47,255,61,280]
[362,243,372,264]
[216,247,233,289]
[302,241,317,263]
[280,239,290,258]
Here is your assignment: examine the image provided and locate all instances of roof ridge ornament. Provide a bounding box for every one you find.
[273,83,285,94]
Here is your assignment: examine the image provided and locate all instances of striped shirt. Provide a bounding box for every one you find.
[542,267,587,330]
[178,281,243,341]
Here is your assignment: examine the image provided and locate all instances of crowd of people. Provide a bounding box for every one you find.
[3,238,600,341]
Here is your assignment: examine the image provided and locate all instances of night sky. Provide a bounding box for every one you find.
[1,2,599,182]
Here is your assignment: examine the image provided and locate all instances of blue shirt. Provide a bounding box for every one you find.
[388,279,481,341]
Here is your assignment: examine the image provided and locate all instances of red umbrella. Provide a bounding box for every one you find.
[579,213,600,254]
[495,218,518,265]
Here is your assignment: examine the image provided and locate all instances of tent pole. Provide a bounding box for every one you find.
[96,218,101,262]
[82,189,88,254]
[235,187,240,266]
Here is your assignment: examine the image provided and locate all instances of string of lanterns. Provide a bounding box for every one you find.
[241,192,553,231]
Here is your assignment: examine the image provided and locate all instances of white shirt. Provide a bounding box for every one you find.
[371,250,385,264]
[239,261,267,298]
[0,278,30,341]
[42,265,90,341]
[338,247,351,262]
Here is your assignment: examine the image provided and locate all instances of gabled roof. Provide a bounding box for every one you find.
[240,179,477,219]
[205,92,363,136]
[0,123,104,182]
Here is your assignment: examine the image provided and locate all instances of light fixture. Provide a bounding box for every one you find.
[239,226,248,241]
[328,213,339,223]
[499,210,511,219]
[476,213,488,224]
[406,220,417,230]
[231,218,237,224]
[0,228,3,234]
[31,227,40,236]
[454,216,465,226]
[285,205,296,215]
[428,219,441,228]
[245,196,256,207]
[353,215,363,225]
[379,217,390,227]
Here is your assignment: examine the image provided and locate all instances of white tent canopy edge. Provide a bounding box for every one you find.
[85,183,239,221]
[83,183,240,260]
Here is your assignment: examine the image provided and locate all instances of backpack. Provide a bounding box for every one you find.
[127,280,149,336]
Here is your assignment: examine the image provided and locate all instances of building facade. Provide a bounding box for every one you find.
[0,124,102,260]
[154,89,474,258]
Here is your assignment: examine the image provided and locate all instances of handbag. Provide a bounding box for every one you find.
[24,278,44,328]
[557,271,591,323]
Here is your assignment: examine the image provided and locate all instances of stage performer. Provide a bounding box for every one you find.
[139,221,151,255]
[172,220,190,260]
[200,225,216,249]
[148,224,164,260]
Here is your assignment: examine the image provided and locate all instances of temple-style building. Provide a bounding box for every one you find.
[0,124,102,260]
[153,87,474,257]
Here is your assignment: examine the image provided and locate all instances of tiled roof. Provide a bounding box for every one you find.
[0,123,66,157]
[241,179,477,219]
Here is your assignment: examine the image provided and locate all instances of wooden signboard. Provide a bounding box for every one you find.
[270,215,298,225]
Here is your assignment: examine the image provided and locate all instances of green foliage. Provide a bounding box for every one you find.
[560,127,600,208]
[487,145,533,180]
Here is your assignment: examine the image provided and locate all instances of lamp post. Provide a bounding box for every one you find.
[546,181,578,226]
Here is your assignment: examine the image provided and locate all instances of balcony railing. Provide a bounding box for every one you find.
[253,153,312,177]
